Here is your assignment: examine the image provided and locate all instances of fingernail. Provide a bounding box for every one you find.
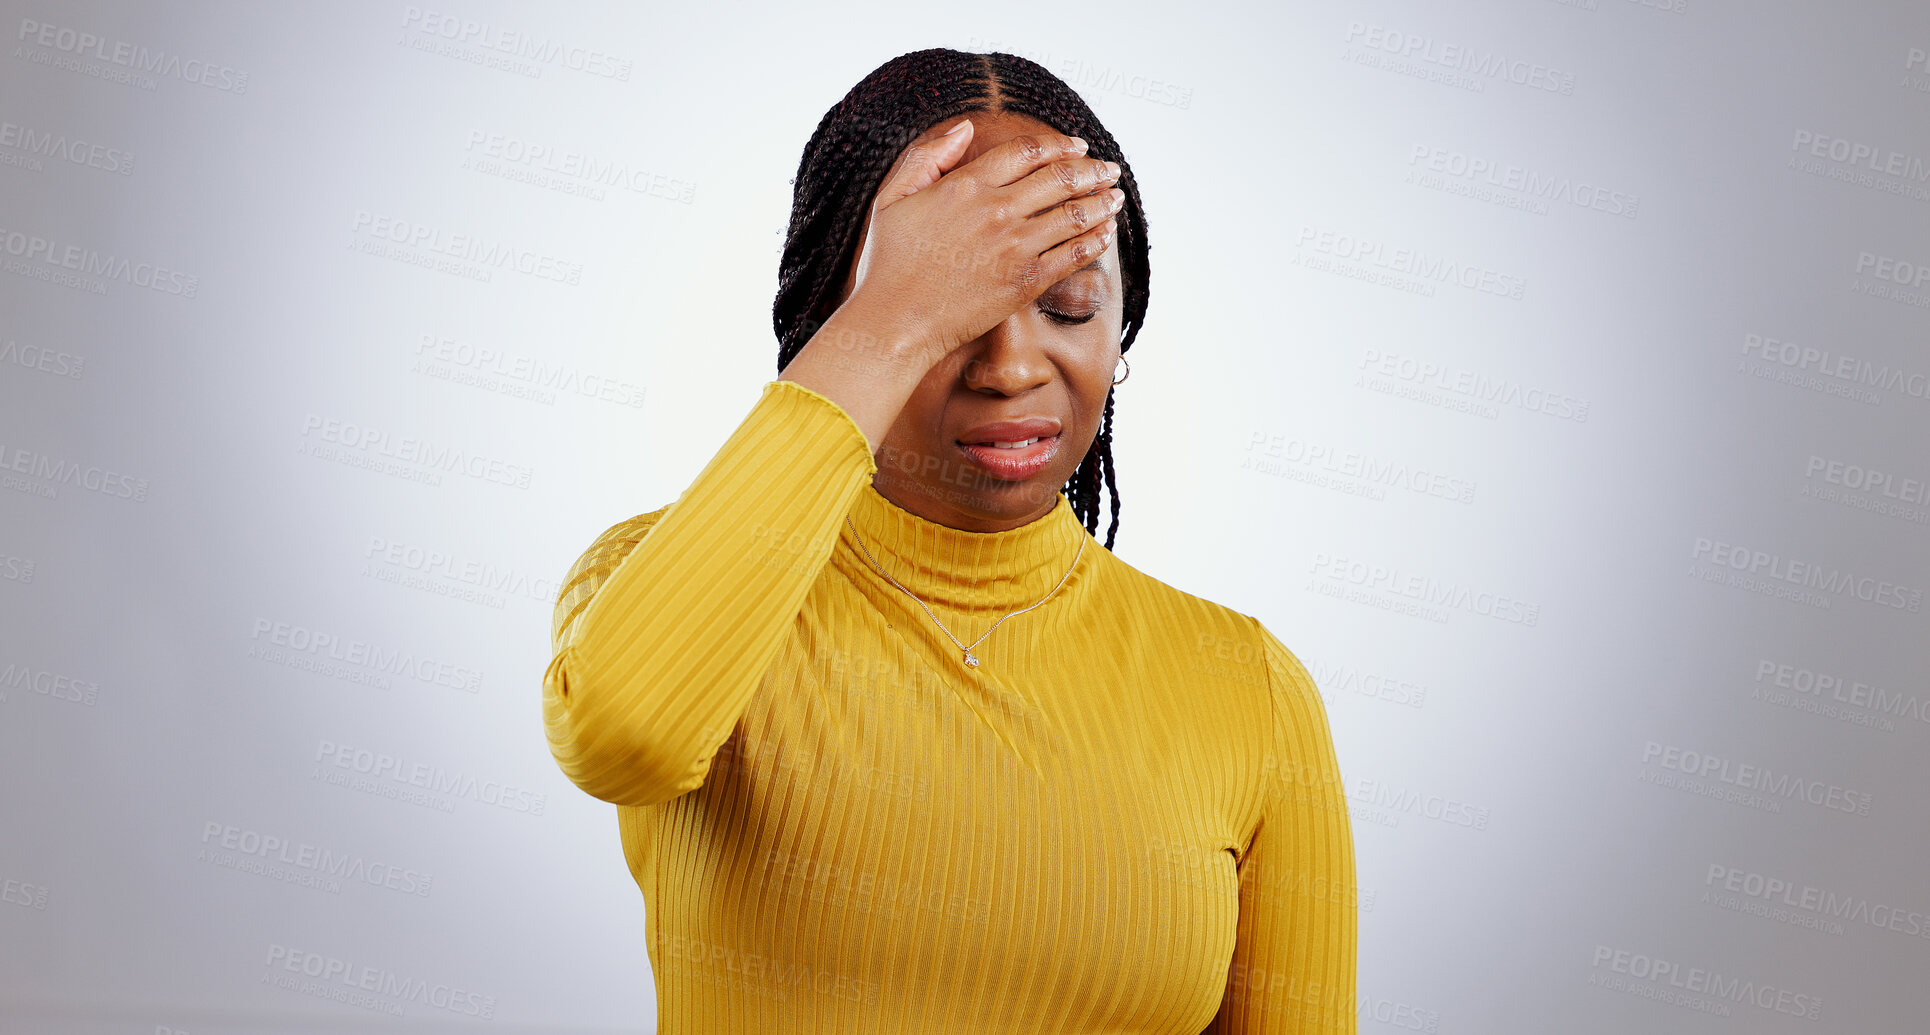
[1104,161,1120,179]
[1108,188,1125,211]
[1070,136,1088,153]
[942,119,971,137]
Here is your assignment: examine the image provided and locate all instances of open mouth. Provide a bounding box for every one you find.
[955,433,1061,480]
[960,436,1045,449]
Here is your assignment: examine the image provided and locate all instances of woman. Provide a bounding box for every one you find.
[545,48,1357,1033]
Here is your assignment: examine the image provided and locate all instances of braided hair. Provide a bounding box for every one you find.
[774,48,1151,552]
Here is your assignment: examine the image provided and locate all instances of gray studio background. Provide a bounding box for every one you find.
[4,0,1928,1032]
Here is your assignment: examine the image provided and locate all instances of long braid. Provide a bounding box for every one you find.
[775,48,1151,552]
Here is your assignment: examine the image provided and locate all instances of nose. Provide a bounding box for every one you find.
[960,314,1052,396]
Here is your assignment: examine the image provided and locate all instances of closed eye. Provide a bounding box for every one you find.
[1039,303,1098,325]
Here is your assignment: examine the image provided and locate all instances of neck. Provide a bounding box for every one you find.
[836,476,1091,615]
[870,468,1062,532]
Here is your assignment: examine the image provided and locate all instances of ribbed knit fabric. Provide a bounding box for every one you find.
[544,378,1357,1034]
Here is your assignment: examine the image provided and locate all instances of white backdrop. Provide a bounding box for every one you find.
[3,1,1927,1032]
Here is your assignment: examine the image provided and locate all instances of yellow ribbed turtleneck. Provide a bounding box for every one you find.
[544,378,1357,1033]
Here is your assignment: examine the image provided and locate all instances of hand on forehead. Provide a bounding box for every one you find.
[888,110,1067,184]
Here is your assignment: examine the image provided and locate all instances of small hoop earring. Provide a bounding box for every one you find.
[1111,356,1131,386]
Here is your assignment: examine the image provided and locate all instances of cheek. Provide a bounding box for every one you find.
[1080,315,1124,371]
[1071,350,1121,422]
[887,375,956,444]
[1075,346,1116,383]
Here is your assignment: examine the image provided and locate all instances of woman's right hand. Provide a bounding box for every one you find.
[839,117,1124,363]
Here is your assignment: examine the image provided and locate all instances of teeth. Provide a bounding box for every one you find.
[988,437,1038,449]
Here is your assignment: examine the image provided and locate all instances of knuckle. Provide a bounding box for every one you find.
[944,176,981,203]
[1012,134,1045,162]
[1065,199,1092,230]
[1052,162,1079,189]
[1011,259,1045,290]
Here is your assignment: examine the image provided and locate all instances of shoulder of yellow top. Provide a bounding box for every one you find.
[1247,614,1317,696]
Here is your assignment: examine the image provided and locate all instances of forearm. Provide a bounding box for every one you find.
[542,378,877,806]
[777,306,934,454]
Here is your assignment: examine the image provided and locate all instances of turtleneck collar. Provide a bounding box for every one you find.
[836,478,1093,615]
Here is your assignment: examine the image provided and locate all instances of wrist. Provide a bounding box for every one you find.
[778,306,934,455]
[810,299,939,366]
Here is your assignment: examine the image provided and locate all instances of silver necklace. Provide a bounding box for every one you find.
[845,513,1085,668]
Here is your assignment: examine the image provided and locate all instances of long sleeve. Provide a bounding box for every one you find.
[542,378,877,806]
[1206,618,1359,1034]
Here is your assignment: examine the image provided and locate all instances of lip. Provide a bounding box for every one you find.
[954,420,1063,481]
[955,418,1063,445]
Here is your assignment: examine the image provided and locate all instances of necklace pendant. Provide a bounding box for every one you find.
[963,650,979,667]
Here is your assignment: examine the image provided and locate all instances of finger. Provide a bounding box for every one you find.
[1034,213,1117,287]
[874,117,975,208]
[1024,186,1125,258]
[953,131,1089,189]
[1005,156,1120,223]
